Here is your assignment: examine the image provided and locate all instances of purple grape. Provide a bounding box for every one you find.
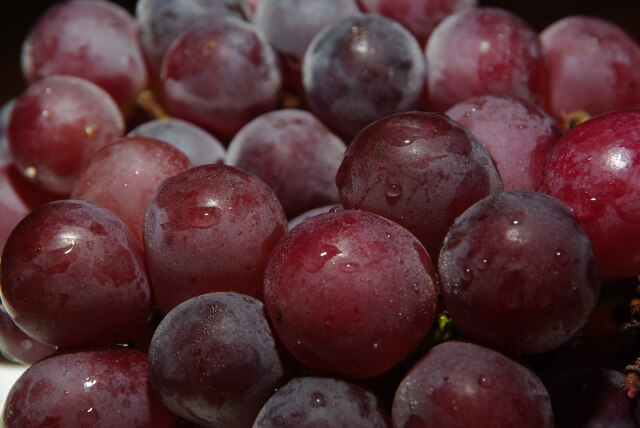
[0,302,56,365]
[392,340,553,427]
[438,190,600,354]
[253,376,391,427]
[148,292,292,428]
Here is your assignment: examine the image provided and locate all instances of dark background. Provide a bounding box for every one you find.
[1,0,639,106]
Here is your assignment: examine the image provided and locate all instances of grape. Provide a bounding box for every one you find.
[0,99,15,168]
[543,367,636,428]
[21,0,148,108]
[0,302,56,365]
[1,199,154,348]
[70,136,192,244]
[225,109,346,218]
[392,340,553,428]
[128,118,226,166]
[253,0,360,93]
[537,109,640,281]
[425,7,548,112]
[253,376,391,427]
[541,16,640,129]
[445,94,563,191]
[148,292,292,428]
[135,0,250,77]
[438,190,600,354]
[356,0,477,47]
[263,209,438,378]
[3,347,177,427]
[302,14,425,140]
[335,111,503,261]
[288,204,343,230]
[143,163,287,314]
[161,17,282,141]
[7,75,125,195]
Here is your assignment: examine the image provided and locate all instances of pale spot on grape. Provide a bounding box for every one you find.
[476,258,490,271]
[20,340,33,350]
[185,206,222,229]
[385,183,403,205]
[478,375,491,389]
[461,267,473,282]
[427,387,435,396]
[302,244,341,273]
[41,110,51,120]
[554,249,570,266]
[84,125,97,138]
[338,262,359,273]
[44,87,53,95]
[24,166,38,180]
[311,392,326,408]
[373,288,380,297]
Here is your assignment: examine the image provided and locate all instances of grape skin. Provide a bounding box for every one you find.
[392,340,553,428]
[0,302,56,365]
[263,209,438,379]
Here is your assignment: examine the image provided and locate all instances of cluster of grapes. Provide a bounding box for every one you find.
[1,0,640,426]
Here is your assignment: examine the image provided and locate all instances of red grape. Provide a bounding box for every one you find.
[3,347,177,427]
[1,199,154,348]
[225,109,346,218]
[425,7,548,112]
[161,17,282,141]
[302,14,425,140]
[21,0,148,107]
[445,94,563,191]
[143,163,287,314]
[392,340,553,427]
[438,190,600,354]
[0,99,15,168]
[0,303,56,365]
[148,292,292,427]
[263,209,438,378]
[336,111,503,261]
[70,136,192,244]
[7,75,125,195]
[541,16,640,129]
[537,109,640,281]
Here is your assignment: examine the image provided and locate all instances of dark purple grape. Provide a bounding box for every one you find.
[253,376,391,427]
[3,347,178,427]
[446,94,563,191]
[21,0,148,107]
[302,14,425,139]
[425,7,548,112]
[143,163,287,314]
[438,190,600,354]
[263,209,438,379]
[288,204,343,230]
[336,111,503,261]
[0,302,56,365]
[148,292,292,428]
[1,199,154,348]
[161,17,281,141]
[8,75,125,195]
[392,340,553,428]
[225,109,346,218]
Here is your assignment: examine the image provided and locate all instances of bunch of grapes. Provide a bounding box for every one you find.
[1,0,640,426]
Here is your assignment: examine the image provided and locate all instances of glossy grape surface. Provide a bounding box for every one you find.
[253,376,391,427]
[148,292,292,428]
[8,75,124,195]
[0,303,56,365]
[1,200,154,347]
[446,94,563,191]
[541,16,640,129]
[128,118,225,166]
[438,191,600,353]
[136,0,250,77]
[302,14,425,139]
[425,7,548,112]
[226,109,346,218]
[70,136,192,244]
[3,347,177,427]
[161,17,281,141]
[336,111,503,261]
[537,109,640,281]
[143,164,287,313]
[263,209,438,378]
[21,0,148,107]
[392,340,553,428]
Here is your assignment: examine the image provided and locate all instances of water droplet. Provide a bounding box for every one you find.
[20,340,33,350]
[24,166,38,180]
[476,258,490,271]
[373,342,379,350]
[412,283,421,295]
[554,249,570,266]
[311,392,326,408]
[41,110,51,120]
[338,262,359,273]
[478,376,491,389]
[373,288,380,297]
[452,400,458,411]
[512,219,520,225]
[47,260,72,274]
[461,267,473,282]
[84,125,97,138]
[185,206,222,229]
[302,243,341,273]
[385,183,403,205]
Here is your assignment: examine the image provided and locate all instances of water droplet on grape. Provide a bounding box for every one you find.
[84,124,97,138]
[373,288,380,297]
[476,258,490,271]
[385,183,403,205]
[20,340,33,350]
[311,392,326,408]
[185,205,222,229]
[554,249,570,266]
[373,342,379,350]
[338,262,359,273]
[478,375,491,389]
[24,166,38,180]
[302,243,341,273]
[47,260,72,274]
[461,267,473,282]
